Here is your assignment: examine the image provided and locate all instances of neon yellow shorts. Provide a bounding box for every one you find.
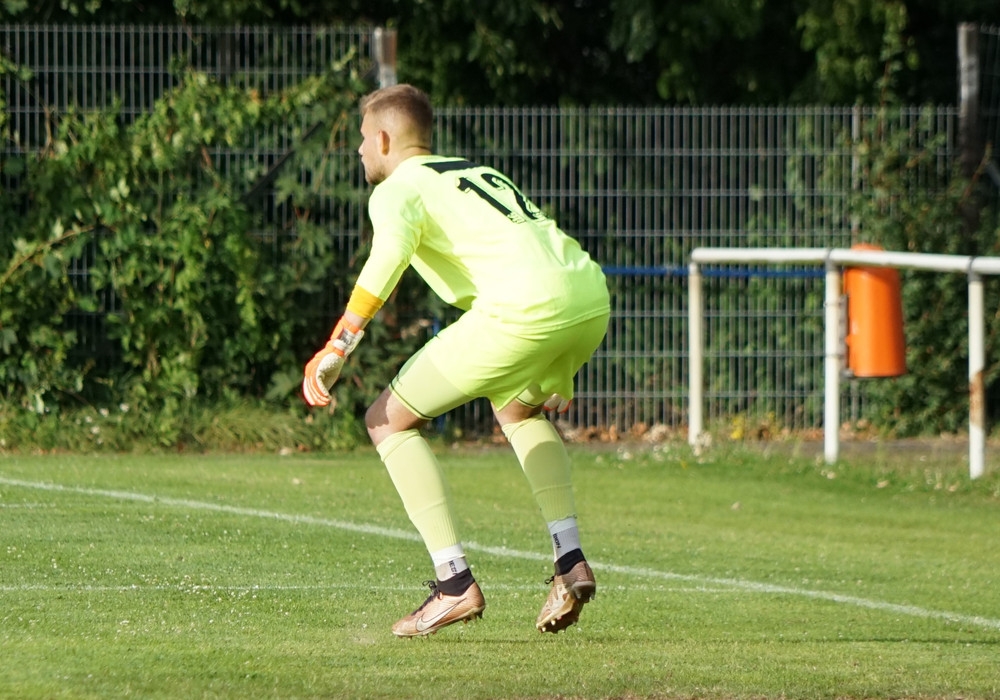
[390,309,609,420]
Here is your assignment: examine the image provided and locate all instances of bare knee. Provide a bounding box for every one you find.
[365,388,427,446]
[493,399,544,430]
[364,390,393,445]
[364,402,384,444]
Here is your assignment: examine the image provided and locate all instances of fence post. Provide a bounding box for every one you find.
[375,27,398,88]
[958,22,981,179]
[958,22,983,243]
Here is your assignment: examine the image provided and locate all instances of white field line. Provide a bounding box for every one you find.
[3,475,1000,632]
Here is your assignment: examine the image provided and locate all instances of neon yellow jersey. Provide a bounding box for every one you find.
[357,155,609,330]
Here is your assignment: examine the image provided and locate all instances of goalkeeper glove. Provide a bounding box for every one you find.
[543,393,572,413]
[302,318,364,407]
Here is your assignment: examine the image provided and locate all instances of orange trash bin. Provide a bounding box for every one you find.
[843,243,906,378]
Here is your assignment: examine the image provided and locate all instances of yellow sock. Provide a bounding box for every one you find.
[376,430,460,552]
[502,416,576,522]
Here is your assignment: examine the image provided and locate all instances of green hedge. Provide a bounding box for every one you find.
[0,59,445,447]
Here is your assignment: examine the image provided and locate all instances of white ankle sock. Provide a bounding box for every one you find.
[430,544,469,581]
[547,517,581,561]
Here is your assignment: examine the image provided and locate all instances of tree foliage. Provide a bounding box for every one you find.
[3,0,1000,105]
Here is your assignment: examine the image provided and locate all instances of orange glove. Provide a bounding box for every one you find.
[302,318,364,407]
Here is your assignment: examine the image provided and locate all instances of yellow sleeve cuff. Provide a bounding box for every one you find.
[346,285,385,319]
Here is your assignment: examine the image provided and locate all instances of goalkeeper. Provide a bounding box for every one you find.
[303,84,610,637]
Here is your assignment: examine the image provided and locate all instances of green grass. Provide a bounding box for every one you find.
[1,442,999,699]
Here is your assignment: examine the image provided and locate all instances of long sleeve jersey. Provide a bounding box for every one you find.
[356,155,609,330]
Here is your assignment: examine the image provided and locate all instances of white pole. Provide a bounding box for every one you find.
[968,272,986,479]
[824,259,842,465]
[688,262,704,448]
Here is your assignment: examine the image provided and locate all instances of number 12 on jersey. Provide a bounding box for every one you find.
[425,160,547,225]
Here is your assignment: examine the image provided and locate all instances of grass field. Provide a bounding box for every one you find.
[2,441,999,699]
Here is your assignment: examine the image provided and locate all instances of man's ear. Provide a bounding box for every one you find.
[376,129,391,155]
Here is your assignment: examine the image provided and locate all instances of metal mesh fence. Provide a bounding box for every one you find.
[0,25,971,436]
[1,24,374,140]
[1,24,376,367]
[433,107,955,433]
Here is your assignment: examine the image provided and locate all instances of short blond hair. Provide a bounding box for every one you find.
[360,84,433,148]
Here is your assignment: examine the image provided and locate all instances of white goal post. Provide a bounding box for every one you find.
[688,247,1000,479]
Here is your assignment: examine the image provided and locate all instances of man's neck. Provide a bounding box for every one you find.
[386,146,432,176]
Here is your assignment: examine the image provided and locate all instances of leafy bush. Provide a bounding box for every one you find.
[0,57,412,445]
